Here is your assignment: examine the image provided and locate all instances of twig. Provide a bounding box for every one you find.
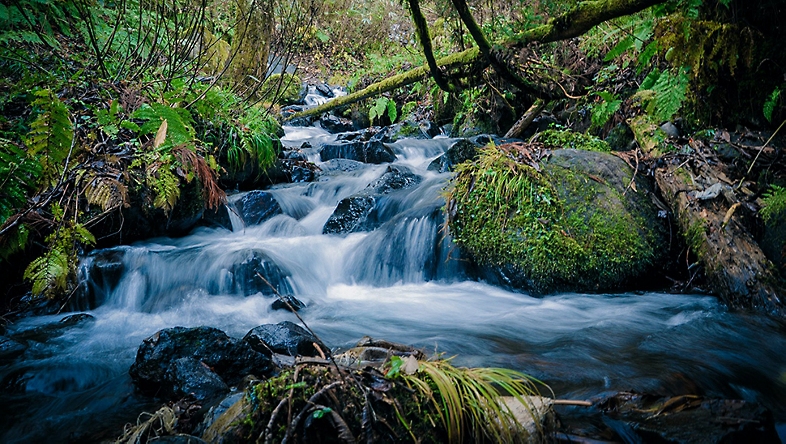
[552,399,592,407]
[280,381,344,444]
[738,118,786,188]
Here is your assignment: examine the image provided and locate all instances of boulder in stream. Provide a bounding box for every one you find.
[323,165,422,234]
[319,140,396,164]
[230,249,293,296]
[243,321,326,357]
[449,144,668,293]
[0,336,27,361]
[235,190,283,226]
[164,357,229,402]
[129,326,275,397]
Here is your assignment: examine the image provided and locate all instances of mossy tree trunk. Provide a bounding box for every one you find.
[228,0,272,96]
[289,0,665,120]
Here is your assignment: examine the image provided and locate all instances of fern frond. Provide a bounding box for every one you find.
[133,103,195,149]
[25,89,74,186]
[24,247,70,296]
[151,167,181,213]
[82,174,128,211]
[0,139,41,223]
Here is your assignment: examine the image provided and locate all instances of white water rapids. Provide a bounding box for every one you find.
[1,126,785,442]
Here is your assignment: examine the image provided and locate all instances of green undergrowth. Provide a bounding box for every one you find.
[448,146,661,293]
[203,357,546,444]
[537,129,610,152]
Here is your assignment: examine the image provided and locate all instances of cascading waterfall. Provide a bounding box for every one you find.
[1,126,785,443]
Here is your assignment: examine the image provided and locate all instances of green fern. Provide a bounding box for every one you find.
[24,220,96,298]
[25,89,74,186]
[133,103,195,150]
[0,139,42,224]
[763,87,781,123]
[0,224,30,261]
[636,68,689,122]
[761,185,786,224]
[151,166,181,213]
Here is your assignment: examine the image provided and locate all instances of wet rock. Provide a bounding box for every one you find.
[59,313,95,327]
[334,336,426,367]
[323,195,376,234]
[427,138,481,173]
[0,336,27,361]
[453,148,668,293]
[319,140,396,164]
[164,357,229,402]
[243,321,326,357]
[323,165,422,234]
[195,392,244,438]
[660,121,680,138]
[520,115,559,140]
[315,83,335,98]
[387,120,440,141]
[230,249,293,296]
[201,204,232,230]
[319,114,354,133]
[279,149,307,161]
[257,159,318,185]
[270,295,306,312]
[129,326,274,396]
[319,158,366,174]
[235,191,282,226]
[591,392,780,443]
[77,248,125,310]
[201,393,251,443]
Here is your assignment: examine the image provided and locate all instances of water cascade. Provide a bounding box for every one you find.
[1,126,785,442]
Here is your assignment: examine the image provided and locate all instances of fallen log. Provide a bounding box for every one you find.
[655,160,784,315]
[288,0,665,121]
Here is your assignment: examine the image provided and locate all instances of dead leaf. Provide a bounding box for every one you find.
[401,355,419,375]
[154,119,168,149]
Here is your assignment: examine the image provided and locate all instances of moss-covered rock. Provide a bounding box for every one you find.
[259,73,303,105]
[448,144,667,293]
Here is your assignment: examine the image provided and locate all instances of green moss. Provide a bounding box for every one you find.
[684,219,707,258]
[448,147,660,293]
[539,129,610,152]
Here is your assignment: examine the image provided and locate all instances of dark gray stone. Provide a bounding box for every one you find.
[59,313,95,327]
[323,165,422,234]
[271,295,306,312]
[235,191,282,226]
[230,249,293,296]
[428,139,481,173]
[148,434,208,444]
[202,204,232,230]
[129,326,274,396]
[243,321,325,357]
[319,114,354,134]
[605,123,636,151]
[164,357,229,402]
[319,140,396,164]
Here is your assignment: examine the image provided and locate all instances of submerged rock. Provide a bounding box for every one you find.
[129,326,274,397]
[243,321,325,357]
[319,114,354,133]
[323,165,422,234]
[270,294,306,312]
[319,140,396,164]
[0,336,26,361]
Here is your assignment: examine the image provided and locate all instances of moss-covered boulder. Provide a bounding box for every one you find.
[448,142,667,293]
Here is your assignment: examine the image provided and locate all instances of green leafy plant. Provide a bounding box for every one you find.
[764,87,781,123]
[25,89,74,186]
[369,96,397,125]
[24,205,95,298]
[761,185,786,224]
[635,67,689,122]
[591,91,622,131]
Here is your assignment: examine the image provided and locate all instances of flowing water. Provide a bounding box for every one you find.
[2,127,786,442]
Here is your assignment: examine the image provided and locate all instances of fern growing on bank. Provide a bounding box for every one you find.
[25,89,74,187]
[24,205,95,298]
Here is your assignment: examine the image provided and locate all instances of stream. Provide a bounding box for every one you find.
[1,126,785,442]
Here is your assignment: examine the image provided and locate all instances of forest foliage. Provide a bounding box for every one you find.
[1,0,784,304]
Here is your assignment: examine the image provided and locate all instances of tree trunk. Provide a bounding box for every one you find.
[505,99,545,139]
